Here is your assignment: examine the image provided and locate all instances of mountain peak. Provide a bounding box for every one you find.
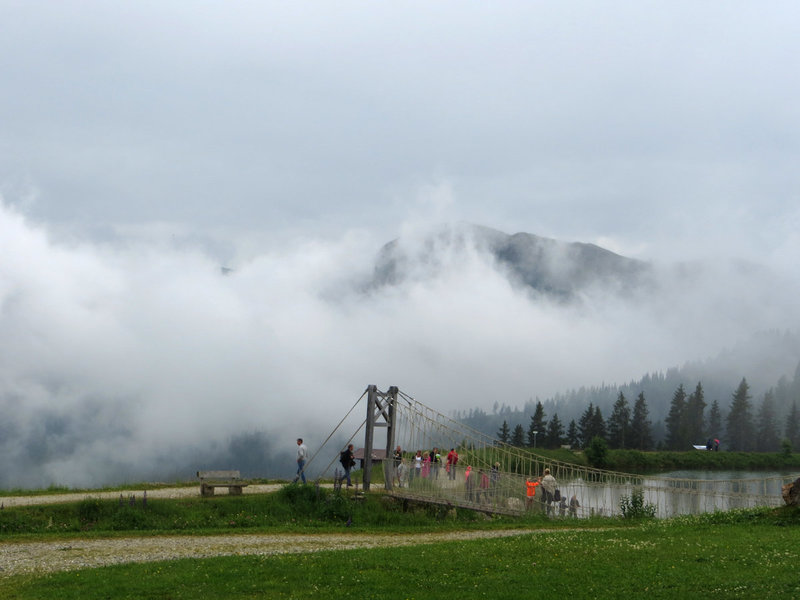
[371,223,650,300]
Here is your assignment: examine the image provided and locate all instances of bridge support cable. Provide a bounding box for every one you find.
[301,388,368,484]
[385,388,792,517]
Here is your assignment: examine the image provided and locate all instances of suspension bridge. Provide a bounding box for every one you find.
[308,385,794,519]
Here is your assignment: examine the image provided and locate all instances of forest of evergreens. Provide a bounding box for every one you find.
[459,331,800,453]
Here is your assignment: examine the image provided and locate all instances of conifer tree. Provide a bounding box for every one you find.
[686,382,706,445]
[496,420,510,444]
[630,391,654,450]
[511,423,526,447]
[578,403,596,448]
[707,399,723,440]
[726,378,754,451]
[528,401,547,447]
[591,406,607,442]
[756,390,780,452]
[665,384,688,450]
[607,392,631,449]
[566,419,579,448]
[545,413,565,448]
[785,401,799,450]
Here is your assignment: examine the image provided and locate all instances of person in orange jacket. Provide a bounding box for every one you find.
[525,476,541,510]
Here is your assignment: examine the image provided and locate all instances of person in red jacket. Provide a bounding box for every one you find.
[446,448,459,480]
[478,469,490,504]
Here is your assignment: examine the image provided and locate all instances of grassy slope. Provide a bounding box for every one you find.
[2,511,799,599]
[1,484,799,598]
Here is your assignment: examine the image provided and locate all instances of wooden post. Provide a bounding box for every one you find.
[363,385,378,491]
[384,386,398,491]
[363,385,398,492]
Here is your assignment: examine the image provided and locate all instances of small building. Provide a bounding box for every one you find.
[352,448,387,469]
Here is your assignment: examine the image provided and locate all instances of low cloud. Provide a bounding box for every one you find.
[1,203,798,488]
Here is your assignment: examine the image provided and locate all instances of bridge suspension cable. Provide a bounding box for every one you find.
[316,386,794,518]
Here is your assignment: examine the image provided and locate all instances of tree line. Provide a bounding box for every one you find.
[495,378,800,452]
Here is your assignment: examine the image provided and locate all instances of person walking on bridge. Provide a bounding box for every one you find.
[446,448,458,480]
[294,438,308,484]
[393,445,403,487]
[340,444,355,487]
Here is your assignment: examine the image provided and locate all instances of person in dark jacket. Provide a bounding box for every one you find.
[340,444,356,487]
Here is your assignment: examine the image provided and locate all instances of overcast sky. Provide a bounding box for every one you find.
[2,2,800,486]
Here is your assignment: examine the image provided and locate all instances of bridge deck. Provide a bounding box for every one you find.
[390,489,525,517]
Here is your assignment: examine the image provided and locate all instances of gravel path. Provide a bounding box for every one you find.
[0,529,536,577]
[0,486,543,577]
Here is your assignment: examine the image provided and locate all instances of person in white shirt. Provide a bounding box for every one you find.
[294,438,308,484]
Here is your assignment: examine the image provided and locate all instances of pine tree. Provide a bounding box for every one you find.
[528,401,547,447]
[511,423,526,447]
[607,392,631,449]
[578,403,595,448]
[726,378,754,451]
[686,382,706,445]
[630,391,654,450]
[756,390,780,452]
[496,420,510,444]
[785,401,800,450]
[591,406,607,442]
[545,413,565,448]
[665,384,687,450]
[566,419,579,448]
[707,399,723,440]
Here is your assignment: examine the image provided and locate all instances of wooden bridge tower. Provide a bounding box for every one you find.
[362,385,398,491]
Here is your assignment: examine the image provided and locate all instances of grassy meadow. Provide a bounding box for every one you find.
[1,483,799,598]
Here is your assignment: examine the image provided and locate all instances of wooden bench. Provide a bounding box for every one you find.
[197,470,249,497]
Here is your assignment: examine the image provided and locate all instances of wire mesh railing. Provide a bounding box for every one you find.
[313,386,795,519]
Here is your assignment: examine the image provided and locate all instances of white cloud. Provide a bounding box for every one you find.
[2,1,800,486]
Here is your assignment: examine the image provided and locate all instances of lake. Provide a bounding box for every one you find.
[561,470,799,518]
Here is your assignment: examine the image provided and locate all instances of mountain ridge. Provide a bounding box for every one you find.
[370,222,651,301]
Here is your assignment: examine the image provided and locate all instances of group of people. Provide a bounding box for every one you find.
[526,468,580,517]
[391,446,445,486]
[410,448,442,481]
[295,439,582,518]
[463,462,501,503]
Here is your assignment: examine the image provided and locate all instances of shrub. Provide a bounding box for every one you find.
[111,506,149,530]
[585,436,609,469]
[619,488,656,519]
[77,498,104,523]
[781,439,792,457]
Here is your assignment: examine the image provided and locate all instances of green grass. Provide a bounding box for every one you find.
[1,485,581,539]
[2,483,799,598]
[2,508,799,599]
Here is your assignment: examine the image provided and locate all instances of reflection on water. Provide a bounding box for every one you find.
[558,471,798,519]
